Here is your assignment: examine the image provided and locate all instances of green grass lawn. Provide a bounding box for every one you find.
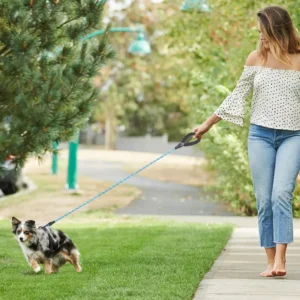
[0,218,233,300]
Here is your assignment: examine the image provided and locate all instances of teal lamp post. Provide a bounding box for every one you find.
[128,31,151,55]
[64,26,151,191]
[51,141,59,175]
[181,0,211,12]
[66,133,80,190]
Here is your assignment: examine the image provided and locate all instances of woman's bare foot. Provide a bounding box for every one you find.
[272,259,286,276]
[272,244,287,276]
[260,263,274,277]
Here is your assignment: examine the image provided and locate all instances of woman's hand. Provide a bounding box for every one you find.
[193,122,212,139]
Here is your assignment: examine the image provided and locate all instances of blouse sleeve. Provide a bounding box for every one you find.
[214,66,257,126]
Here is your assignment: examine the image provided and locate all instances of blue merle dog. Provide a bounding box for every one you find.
[12,217,82,274]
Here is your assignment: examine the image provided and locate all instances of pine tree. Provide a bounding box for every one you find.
[0,0,114,168]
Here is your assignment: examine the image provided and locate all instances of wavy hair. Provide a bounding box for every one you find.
[257,6,300,66]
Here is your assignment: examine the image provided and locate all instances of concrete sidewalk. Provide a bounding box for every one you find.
[193,227,300,300]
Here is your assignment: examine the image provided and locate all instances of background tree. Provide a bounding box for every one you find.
[91,0,191,144]
[0,0,113,167]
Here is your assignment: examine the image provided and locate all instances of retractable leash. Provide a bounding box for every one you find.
[41,132,201,228]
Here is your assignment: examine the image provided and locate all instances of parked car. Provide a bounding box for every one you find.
[0,155,26,196]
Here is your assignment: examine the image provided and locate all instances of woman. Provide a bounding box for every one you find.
[193,5,300,278]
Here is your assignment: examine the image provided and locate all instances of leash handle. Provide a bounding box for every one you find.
[175,132,201,149]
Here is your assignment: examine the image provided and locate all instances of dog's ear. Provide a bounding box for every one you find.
[12,217,21,225]
[12,217,21,234]
[25,220,36,228]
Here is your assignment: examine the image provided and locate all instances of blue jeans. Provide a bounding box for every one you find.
[248,123,300,248]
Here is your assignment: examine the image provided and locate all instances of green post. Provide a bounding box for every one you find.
[66,133,80,190]
[52,141,59,174]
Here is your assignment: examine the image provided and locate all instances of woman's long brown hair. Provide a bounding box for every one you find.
[257,6,300,66]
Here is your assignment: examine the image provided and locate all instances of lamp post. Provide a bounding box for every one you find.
[51,141,59,175]
[64,26,151,191]
[66,133,80,190]
[181,0,211,12]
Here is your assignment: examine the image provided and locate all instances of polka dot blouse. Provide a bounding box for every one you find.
[214,65,300,130]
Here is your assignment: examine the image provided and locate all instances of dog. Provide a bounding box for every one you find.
[11,217,82,274]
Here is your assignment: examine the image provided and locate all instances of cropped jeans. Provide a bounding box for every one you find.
[248,123,300,248]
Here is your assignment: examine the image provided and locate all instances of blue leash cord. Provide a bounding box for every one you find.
[42,132,201,228]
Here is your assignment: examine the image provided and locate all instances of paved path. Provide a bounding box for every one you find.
[193,225,300,300]
[77,157,234,216]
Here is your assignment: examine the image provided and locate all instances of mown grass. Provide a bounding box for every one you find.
[0,219,233,300]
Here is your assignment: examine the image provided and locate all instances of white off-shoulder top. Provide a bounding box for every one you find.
[214,65,300,130]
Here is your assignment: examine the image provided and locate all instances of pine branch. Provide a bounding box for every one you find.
[61,76,81,103]
[0,48,11,57]
[0,46,9,55]
[57,17,81,29]
[45,74,56,101]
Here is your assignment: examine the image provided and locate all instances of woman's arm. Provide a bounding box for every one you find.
[193,51,259,138]
[204,113,222,127]
[205,50,258,127]
[212,51,258,126]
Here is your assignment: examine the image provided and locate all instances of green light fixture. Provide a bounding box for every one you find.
[82,27,151,56]
[128,31,151,55]
[181,0,211,12]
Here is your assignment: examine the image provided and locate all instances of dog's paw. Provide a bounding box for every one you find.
[34,266,41,273]
[76,266,82,273]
